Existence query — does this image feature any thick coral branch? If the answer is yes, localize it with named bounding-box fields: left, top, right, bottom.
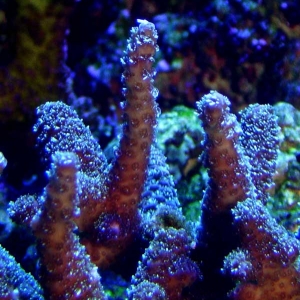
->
left=31, top=152, right=105, bottom=299
left=195, top=91, right=283, bottom=299
left=127, top=144, right=200, bottom=299
left=128, top=228, right=199, bottom=300
left=82, top=19, right=160, bottom=267
left=107, top=19, right=159, bottom=216
left=196, top=90, right=252, bottom=212
left=240, top=104, right=279, bottom=204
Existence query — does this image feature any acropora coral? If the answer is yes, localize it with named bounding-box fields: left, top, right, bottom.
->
left=0, top=10, right=300, bottom=300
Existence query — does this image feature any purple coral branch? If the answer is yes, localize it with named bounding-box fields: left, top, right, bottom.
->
left=31, top=152, right=105, bottom=299
left=197, top=90, right=300, bottom=299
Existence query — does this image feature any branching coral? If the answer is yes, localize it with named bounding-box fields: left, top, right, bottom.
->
left=1, top=18, right=300, bottom=300
left=10, top=18, right=159, bottom=268
left=6, top=19, right=199, bottom=299
left=196, top=91, right=300, bottom=299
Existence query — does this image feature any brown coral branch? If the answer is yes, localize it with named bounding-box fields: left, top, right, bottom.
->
left=32, top=152, right=105, bottom=299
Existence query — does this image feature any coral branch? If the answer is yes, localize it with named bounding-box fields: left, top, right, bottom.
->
left=224, top=198, right=300, bottom=299
left=196, top=90, right=252, bottom=212
left=32, top=152, right=105, bottom=299
left=108, top=18, right=159, bottom=219
left=195, top=90, right=289, bottom=299
left=128, top=145, right=200, bottom=298
left=0, top=153, right=43, bottom=299
left=240, top=104, right=279, bottom=204
left=81, top=19, right=159, bottom=267
left=128, top=228, right=199, bottom=300
left=0, top=244, right=44, bottom=300
left=0, top=152, right=7, bottom=175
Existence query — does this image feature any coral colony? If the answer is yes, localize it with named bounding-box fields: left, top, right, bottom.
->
left=1, top=19, right=300, bottom=300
